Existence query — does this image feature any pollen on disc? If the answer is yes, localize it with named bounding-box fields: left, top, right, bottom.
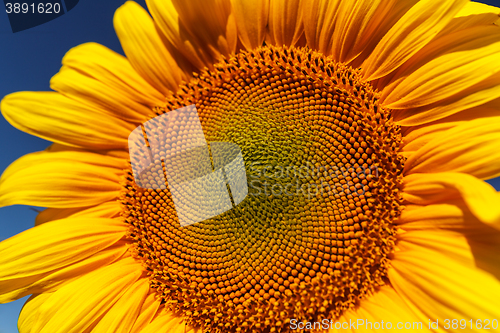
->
left=121, top=45, right=405, bottom=333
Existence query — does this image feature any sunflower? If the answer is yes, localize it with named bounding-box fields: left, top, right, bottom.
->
left=2, top=0, right=500, bottom=332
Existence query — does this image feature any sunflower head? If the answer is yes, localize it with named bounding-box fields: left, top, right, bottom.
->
left=1, top=0, right=500, bottom=332
left=122, top=44, right=406, bottom=331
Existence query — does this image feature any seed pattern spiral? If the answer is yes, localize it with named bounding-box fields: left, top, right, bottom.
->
left=122, top=45, right=405, bottom=333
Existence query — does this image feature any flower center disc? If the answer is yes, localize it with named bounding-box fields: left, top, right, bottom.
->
left=122, top=45, right=405, bottom=332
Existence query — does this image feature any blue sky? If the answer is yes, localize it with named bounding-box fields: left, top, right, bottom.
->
left=0, top=1, right=147, bottom=332
left=1, top=0, right=500, bottom=332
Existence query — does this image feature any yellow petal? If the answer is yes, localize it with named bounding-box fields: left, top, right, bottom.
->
left=93, top=278, right=150, bottom=333
left=329, top=0, right=384, bottom=64
left=397, top=202, right=470, bottom=230
left=0, top=242, right=127, bottom=303
left=302, top=0, right=340, bottom=53
left=402, top=224, right=500, bottom=282
left=46, top=142, right=131, bottom=160
left=62, top=42, right=164, bottom=104
left=399, top=226, right=496, bottom=262
left=50, top=43, right=161, bottom=123
left=145, top=0, right=214, bottom=69
left=50, top=67, right=150, bottom=123
left=170, top=0, right=237, bottom=58
left=267, top=0, right=303, bottom=47
left=403, top=172, right=500, bottom=229
left=31, top=257, right=143, bottom=333
left=390, top=7, right=500, bottom=85
left=1, top=147, right=125, bottom=182
left=374, top=2, right=500, bottom=91
left=394, top=72, right=500, bottom=126
left=35, top=201, right=121, bottom=225
left=389, top=239, right=500, bottom=328
left=362, top=0, right=468, bottom=80
left=141, top=310, right=188, bottom=333
left=440, top=1, right=500, bottom=37
left=339, top=285, right=421, bottom=332
left=348, top=0, right=419, bottom=68
left=114, top=1, right=184, bottom=94
left=18, top=294, right=52, bottom=333
left=401, top=122, right=456, bottom=153
left=130, top=293, right=161, bottom=333
left=382, top=25, right=500, bottom=109
left=1, top=91, right=134, bottom=149
left=0, top=217, right=126, bottom=278
left=404, top=117, right=500, bottom=179
left=398, top=199, right=500, bottom=280
left=0, top=151, right=124, bottom=208
left=0, top=217, right=126, bottom=302
left=457, top=1, right=500, bottom=17
left=230, top=0, right=269, bottom=50
left=398, top=226, right=472, bottom=256
left=400, top=101, right=500, bottom=152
